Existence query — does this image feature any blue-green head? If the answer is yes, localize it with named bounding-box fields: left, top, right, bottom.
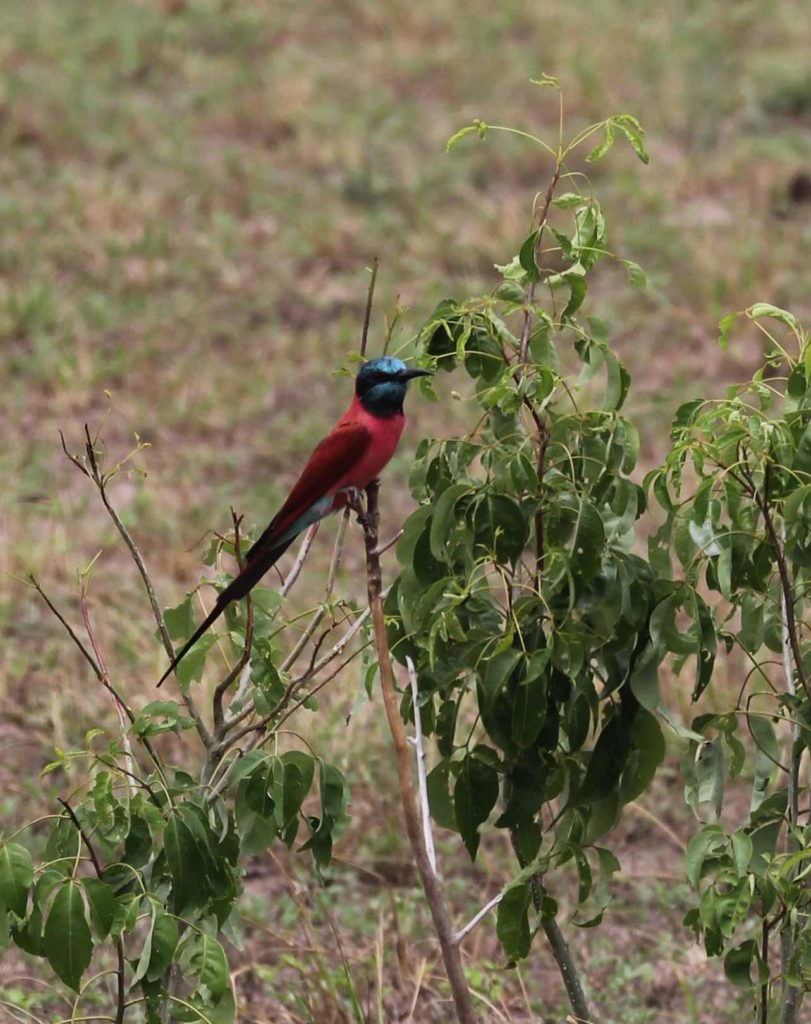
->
left=355, top=357, right=432, bottom=417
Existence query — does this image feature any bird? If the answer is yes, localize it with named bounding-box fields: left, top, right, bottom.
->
left=157, top=356, right=431, bottom=687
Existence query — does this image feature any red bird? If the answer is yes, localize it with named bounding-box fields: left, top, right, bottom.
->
left=157, top=357, right=430, bottom=687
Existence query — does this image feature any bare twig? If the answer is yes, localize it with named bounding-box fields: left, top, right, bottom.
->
left=359, top=257, right=379, bottom=359
left=63, top=426, right=211, bottom=748
left=212, top=511, right=253, bottom=732
left=58, top=799, right=125, bottom=1024
left=281, top=510, right=349, bottom=674
left=454, top=892, right=503, bottom=945
left=405, top=656, right=436, bottom=875
left=780, top=524, right=803, bottom=1024
left=280, top=523, right=320, bottom=598
left=29, top=575, right=165, bottom=782
left=372, top=528, right=404, bottom=559
left=351, top=481, right=477, bottom=1024
left=80, top=592, right=137, bottom=797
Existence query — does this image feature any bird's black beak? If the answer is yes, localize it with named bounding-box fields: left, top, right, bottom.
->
left=399, top=367, right=433, bottom=381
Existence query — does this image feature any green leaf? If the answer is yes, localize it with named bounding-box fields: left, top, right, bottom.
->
left=429, top=483, right=472, bottom=560
left=586, top=121, right=615, bottom=163
left=0, top=843, right=33, bottom=917
left=611, top=114, right=650, bottom=164
left=685, top=825, right=725, bottom=888
left=471, top=494, right=529, bottom=563
left=43, top=879, right=92, bottom=992
left=623, top=260, right=647, bottom=288
left=445, top=125, right=479, bottom=152
left=496, top=882, right=532, bottom=961
left=164, top=813, right=206, bottom=914
left=746, top=303, right=797, bottom=331
left=426, top=761, right=457, bottom=831
left=518, top=230, right=540, bottom=282
left=724, top=939, right=766, bottom=989
left=551, top=192, right=585, bottom=209
left=188, top=930, right=229, bottom=1001
left=454, top=753, right=499, bottom=859
left=81, top=878, right=116, bottom=939
left=481, top=649, right=522, bottom=713
left=146, top=908, right=179, bottom=982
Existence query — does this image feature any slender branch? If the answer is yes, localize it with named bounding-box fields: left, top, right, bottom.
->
left=80, top=592, right=137, bottom=797
left=743, top=461, right=810, bottom=700
left=351, top=481, right=478, bottom=1024
left=281, top=510, right=349, bottom=673
left=518, top=164, right=562, bottom=363
left=762, top=919, right=771, bottom=1024
left=509, top=829, right=590, bottom=1022
left=359, top=257, right=379, bottom=358
left=212, top=511, right=253, bottom=732
left=64, top=427, right=211, bottom=748
left=372, top=528, right=404, bottom=559
left=454, top=893, right=503, bottom=945
left=29, top=576, right=165, bottom=781
left=280, top=523, right=320, bottom=598
left=779, top=523, right=803, bottom=1024
left=58, top=799, right=125, bottom=1024
left=405, top=656, right=437, bottom=875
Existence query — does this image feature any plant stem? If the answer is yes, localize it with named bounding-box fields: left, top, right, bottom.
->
left=355, top=480, right=478, bottom=1024
left=58, top=799, right=125, bottom=1024
left=779, top=530, right=803, bottom=1024
left=508, top=830, right=591, bottom=1022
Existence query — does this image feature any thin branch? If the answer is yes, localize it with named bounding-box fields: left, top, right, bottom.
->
left=518, top=164, right=562, bottom=364
left=28, top=575, right=103, bottom=683
left=454, top=892, right=503, bottom=945
left=212, top=511, right=253, bottom=732
left=509, top=829, right=590, bottom=1022
left=281, top=510, right=349, bottom=674
left=780, top=524, right=803, bottom=1024
left=351, top=481, right=478, bottom=1024
left=80, top=592, right=137, bottom=798
left=372, top=528, right=404, bottom=559
left=359, top=257, right=379, bottom=359
left=65, top=426, right=211, bottom=748
left=743, top=461, right=810, bottom=700
left=58, top=799, right=125, bottom=1024
left=405, top=656, right=436, bottom=875
left=280, top=523, right=320, bottom=598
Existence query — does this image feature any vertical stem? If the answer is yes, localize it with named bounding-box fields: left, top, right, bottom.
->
left=779, top=530, right=803, bottom=1024
left=357, top=481, right=478, bottom=1024
left=508, top=829, right=591, bottom=1022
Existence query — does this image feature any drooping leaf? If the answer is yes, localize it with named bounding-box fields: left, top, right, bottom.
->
left=496, top=882, right=532, bottom=961
left=0, top=843, right=33, bottom=917
left=43, top=879, right=92, bottom=992
left=454, top=753, right=499, bottom=859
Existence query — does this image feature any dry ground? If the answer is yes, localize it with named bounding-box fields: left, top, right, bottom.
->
left=2, top=0, right=811, bottom=1020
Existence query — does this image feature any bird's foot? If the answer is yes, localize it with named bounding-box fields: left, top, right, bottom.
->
left=343, top=486, right=368, bottom=525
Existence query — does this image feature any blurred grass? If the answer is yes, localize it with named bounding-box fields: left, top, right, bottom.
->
left=2, top=0, right=811, bottom=1019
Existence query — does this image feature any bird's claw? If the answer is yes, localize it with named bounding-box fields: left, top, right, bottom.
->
left=343, top=486, right=368, bottom=525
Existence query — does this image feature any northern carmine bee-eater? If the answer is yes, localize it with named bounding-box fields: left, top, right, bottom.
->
left=157, top=357, right=431, bottom=687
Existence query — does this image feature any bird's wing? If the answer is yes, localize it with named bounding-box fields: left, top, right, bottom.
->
left=246, top=421, right=373, bottom=561
left=157, top=421, right=373, bottom=688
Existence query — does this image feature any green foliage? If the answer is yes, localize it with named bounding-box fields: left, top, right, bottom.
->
left=655, top=305, right=811, bottom=1013
left=8, top=486, right=353, bottom=1017
left=391, top=99, right=665, bottom=965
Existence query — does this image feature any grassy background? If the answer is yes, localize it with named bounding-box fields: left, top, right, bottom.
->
left=2, top=0, right=811, bottom=1020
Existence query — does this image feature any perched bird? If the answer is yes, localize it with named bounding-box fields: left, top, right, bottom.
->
left=157, top=357, right=431, bottom=687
